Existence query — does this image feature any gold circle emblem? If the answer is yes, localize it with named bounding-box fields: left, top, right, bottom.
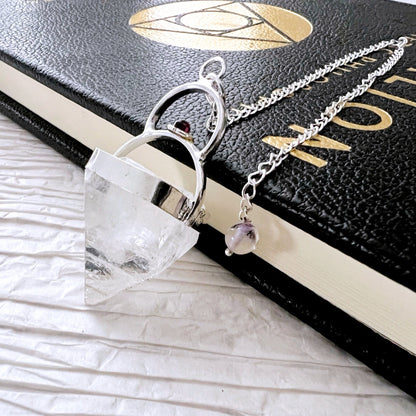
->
left=129, top=1, right=313, bottom=51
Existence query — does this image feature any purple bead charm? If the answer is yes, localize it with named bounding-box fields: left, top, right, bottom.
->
left=224, top=220, right=259, bottom=256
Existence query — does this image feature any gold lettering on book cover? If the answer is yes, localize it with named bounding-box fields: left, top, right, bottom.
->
left=129, top=1, right=312, bottom=51
left=332, top=103, right=393, bottom=131
left=369, top=67, right=416, bottom=107
left=263, top=124, right=350, bottom=168
left=262, top=41, right=415, bottom=167
left=368, top=89, right=416, bottom=107
left=385, top=68, right=416, bottom=86
left=263, top=102, right=393, bottom=167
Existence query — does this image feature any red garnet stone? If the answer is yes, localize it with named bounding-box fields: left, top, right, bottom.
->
left=174, top=120, right=191, bottom=133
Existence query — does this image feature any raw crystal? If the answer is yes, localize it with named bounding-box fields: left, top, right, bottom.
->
left=84, top=150, right=199, bottom=305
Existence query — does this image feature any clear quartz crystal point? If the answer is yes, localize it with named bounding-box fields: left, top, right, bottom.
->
left=84, top=149, right=199, bottom=305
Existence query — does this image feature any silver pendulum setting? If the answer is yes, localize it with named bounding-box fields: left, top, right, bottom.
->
left=84, top=57, right=227, bottom=304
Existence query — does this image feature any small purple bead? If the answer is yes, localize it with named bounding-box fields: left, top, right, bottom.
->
left=174, top=120, right=191, bottom=134
left=225, top=220, right=259, bottom=255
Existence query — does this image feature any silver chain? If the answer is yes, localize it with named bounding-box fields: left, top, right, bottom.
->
left=206, top=37, right=408, bottom=221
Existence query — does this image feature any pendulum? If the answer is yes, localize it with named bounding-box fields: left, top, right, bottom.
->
left=84, top=57, right=227, bottom=304
left=83, top=37, right=408, bottom=304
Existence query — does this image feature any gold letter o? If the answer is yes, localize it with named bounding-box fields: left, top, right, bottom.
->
left=332, top=102, right=392, bottom=131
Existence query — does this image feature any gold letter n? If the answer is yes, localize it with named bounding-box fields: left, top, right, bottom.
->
left=262, top=124, right=350, bottom=168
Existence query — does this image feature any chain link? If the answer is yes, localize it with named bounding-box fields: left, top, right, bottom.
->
left=227, top=36, right=408, bottom=220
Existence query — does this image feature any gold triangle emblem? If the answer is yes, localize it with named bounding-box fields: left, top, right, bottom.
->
left=130, top=1, right=313, bottom=51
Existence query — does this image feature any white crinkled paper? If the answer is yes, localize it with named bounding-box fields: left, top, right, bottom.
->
left=0, top=113, right=415, bottom=415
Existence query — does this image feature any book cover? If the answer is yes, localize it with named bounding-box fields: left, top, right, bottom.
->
left=0, top=0, right=415, bottom=396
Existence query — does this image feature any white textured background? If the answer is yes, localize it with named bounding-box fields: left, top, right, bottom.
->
left=0, top=113, right=415, bottom=414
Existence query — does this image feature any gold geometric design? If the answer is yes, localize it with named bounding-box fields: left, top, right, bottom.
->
left=129, top=1, right=313, bottom=51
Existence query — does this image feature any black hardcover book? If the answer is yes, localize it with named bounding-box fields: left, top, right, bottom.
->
left=1, top=0, right=415, bottom=396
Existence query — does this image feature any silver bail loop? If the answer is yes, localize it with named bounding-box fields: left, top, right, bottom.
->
left=199, top=57, right=227, bottom=133
left=199, top=56, right=226, bottom=80
left=113, top=57, right=228, bottom=224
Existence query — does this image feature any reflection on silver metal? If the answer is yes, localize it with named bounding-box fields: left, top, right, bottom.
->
left=84, top=57, right=227, bottom=304
left=114, top=57, right=227, bottom=224
left=87, top=149, right=194, bottom=221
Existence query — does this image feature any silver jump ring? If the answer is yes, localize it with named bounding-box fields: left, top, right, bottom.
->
left=199, top=56, right=226, bottom=80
